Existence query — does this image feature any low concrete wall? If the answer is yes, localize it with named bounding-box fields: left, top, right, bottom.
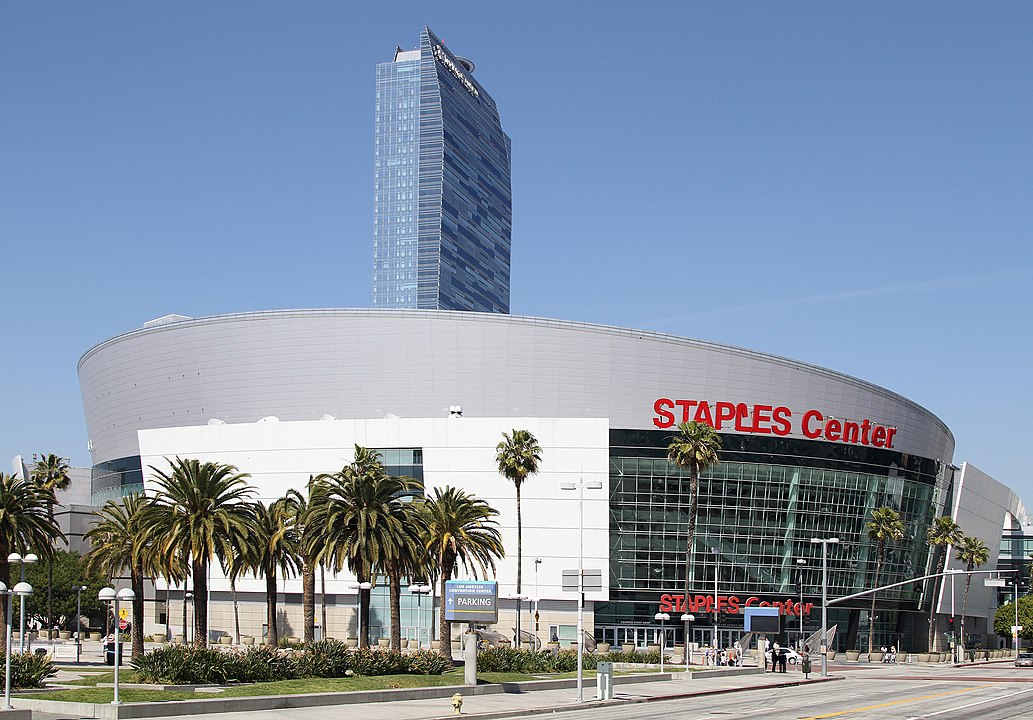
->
left=13, top=673, right=673, bottom=718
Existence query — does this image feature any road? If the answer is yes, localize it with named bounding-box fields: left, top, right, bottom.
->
left=535, top=664, right=1033, bottom=720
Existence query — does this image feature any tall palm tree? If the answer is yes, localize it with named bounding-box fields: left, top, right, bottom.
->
left=667, top=421, right=721, bottom=644
left=83, top=493, right=152, bottom=658
left=383, top=499, right=427, bottom=650
left=30, top=453, right=71, bottom=638
left=422, top=486, right=504, bottom=661
left=866, top=506, right=905, bottom=656
left=138, top=458, right=255, bottom=646
left=0, top=472, right=63, bottom=646
left=496, top=429, right=541, bottom=647
left=218, top=510, right=256, bottom=645
left=286, top=478, right=326, bottom=645
left=926, top=516, right=963, bottom=651
left=314, top=446, right=418, bottom=648
left=957, top=535, right=990, bottom=649
left=251, top=499, right=301, bottom=647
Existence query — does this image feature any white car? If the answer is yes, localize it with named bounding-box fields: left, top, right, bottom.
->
left=764, top=647, right=803, bottom=665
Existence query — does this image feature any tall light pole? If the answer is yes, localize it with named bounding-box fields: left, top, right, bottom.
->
left=73, top=584, right=87, bottom=663
left=560, top=476, right=603, bottom=704
left=712, top=548, right=719, bottom=648
left=681, top=613, right=695, bottom=664
left=8, top=552, right=38, bottom=653
left=408, top=583, right=431, bottom=649
left=2, top=581, right=33, bottom=709
left=796, top=559, right=807, bottom=649
left=810, top=537, right=839, bottom=678
left=99, top=587, right=135, bottom=705
left=348, top=581, right=372, bottom=647
left=534, top=558, right=542, bottom=648
left=654, top=612, right=670, bottom=672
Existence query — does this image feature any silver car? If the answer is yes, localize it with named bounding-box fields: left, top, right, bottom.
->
left=1015, top=652, right=1033, bottom=667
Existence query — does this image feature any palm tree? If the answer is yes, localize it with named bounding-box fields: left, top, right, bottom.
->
left=285, top=479, right=323, bottom=645
left=383, top=500, right=427, bottom=651
left=926, top=516, right=963, bottom=651
left=957, top=535, right=990, bottom=649
left=866, top=506, right=905, bottom=656
left=666, top=421, right=721, bottom=644
left=0, top=472, right=63, bottom=646
left=30, top=453, right=71, bottom=638
left=252, top=499, right=301, bottom=647
left=422, top=486, right=504, bottom=661
left=83, top=494, right=151, bottom=658
left=218, top=510, right=256, bottom=645
left=496, top=429, right=541, bottom=647
left=314, top=446, right=418, bottom=648
left=138, top=458, right=255, bottom=646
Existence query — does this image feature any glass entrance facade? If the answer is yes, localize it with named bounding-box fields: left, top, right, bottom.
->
left=596, top=429, right=945, bottom=650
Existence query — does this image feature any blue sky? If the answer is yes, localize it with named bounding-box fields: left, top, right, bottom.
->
left=2, top=2, right=1031, bottom=500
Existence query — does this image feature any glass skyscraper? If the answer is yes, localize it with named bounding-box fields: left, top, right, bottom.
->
left=373, top=26, right=512, bottom=313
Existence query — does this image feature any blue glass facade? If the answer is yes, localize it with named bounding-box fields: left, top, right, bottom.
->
left=373, top=27, right=512, bottom=313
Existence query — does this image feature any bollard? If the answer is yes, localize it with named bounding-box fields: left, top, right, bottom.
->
left=802, top=656, right=812, bottom=678
left=596, top=662, right=613, bottom=701
left=452, top=692, right=464, bottom=715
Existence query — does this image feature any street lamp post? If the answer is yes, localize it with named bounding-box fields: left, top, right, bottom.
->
left=654, top=612, right=670, bottom=673
left=712, top=548, right=719, bottom=648
left=810, top=537, right=839, bottom=678
left=408, top=583, right=431, bottom=649
left=534, top=557, right=543, bottom=649
left=796, top=559, right=807, bottom=649
left=560, top=476, right=603, bottom=704
left=184, top=591, right=193, bottom=644
left=2, top=581, right=33, bottom=709
left=348, top=582, right=373, bottom=647
left=8, top=552, right=38, bottom=653
left=681, top=613, right=695, bottom=664
left=73, top=584, right=87, bottom=663
left=99, top=587, right=136, bottom=705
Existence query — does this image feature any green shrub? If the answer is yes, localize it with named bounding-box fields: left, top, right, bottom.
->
left=406, top=650, right=452, bottom=675
left=0, top=652, right=57, bottom=688
left=231, top=645, right=298, bottom=683
left=131, top=644, right=235, bottom=684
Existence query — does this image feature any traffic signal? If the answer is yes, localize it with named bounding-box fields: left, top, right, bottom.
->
left=948, top=617, right=955, bottom=632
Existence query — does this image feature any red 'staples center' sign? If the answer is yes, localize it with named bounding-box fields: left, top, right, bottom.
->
left=652, top=398, right=897, bottom=449
left=659, top=593, right=814, bottom=617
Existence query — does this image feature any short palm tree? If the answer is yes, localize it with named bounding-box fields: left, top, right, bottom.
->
left=218, top=512, right=256, bottom=645
left=30, top=453, right=71, bottom=637
left=866, top=506, right=905, bottom=656
left=252, top=499, right=301, bottom=647
left=926, top=516, right=963, bottom=651
left=84, top=493, right=151, bottom=657
left=957, top=535, right=990, bottom=648
left=314, top=446, right=418, bottom=648
left=138, top=458, right=255, bottom=646
left=667, top=421, right=721, bottom=643
left=0, top=472, right=63, bottom=646
left=496, top=430, right=541, bottom=647
left=422, top=486, right=504, bottom=661
left=383, top=500, right=427, bottom=650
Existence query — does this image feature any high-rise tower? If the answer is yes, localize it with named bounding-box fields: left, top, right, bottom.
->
left=373, top=26, right=512, bottom=313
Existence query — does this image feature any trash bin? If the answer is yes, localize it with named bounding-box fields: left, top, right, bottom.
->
left=104, top=641, right=125, bottom=666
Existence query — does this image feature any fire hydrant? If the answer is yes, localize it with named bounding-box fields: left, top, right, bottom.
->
left=451, top=693, right=464, bottom=715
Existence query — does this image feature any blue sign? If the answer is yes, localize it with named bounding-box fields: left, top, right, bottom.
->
left=445, top=580, right=498, bottom=623
left=744, top=606, right=779, bottom=632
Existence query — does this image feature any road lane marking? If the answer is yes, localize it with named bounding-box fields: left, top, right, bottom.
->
left=904, top=685, right=1033, bottom=718
left=798, top=686, right=981, bottom=719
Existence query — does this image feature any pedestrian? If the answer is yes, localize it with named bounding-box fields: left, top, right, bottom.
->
left=778, top=648, right=788, bottom=673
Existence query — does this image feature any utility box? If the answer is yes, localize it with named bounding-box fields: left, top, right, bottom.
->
left=596, top=661, right=614, bottom=700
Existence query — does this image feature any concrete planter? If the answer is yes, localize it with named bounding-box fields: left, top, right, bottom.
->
left=826, top=650, right=837, bottom=660
left=621, top=644, right=636, bottom=654
left=845, top=650, right=861, bottom=661
left=377, top=638, right=390, bottom=648
left=647, top=644, right=661, bottom=654
left=58, top=631, right=71, bottom=640
left=431, top=640, right=440, bottom=650
left=407, top=639, right=420, bottom=649
left=154, top=633, right=167, bottom=643
left=916, top=653, right=930, bottom=662
left=923, top=652, right=938, bottom=662
left=242, top=636, right=255, bottom=646
left=869, top=652, right=884, bottom=662
left=596, top=643, right=610, bottom=654
left=172, top=634, right=184, bottom=644
left=219, top=636, right=233, bottom=645
left=288, top=637, right=301, bottom=645
left=346, top=637, right=357, bottom=648
left=90, top=632, right=103, bottom=641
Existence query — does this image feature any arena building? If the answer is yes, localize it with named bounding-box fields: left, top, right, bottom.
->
left=77, top=308, right=1018, bottom=652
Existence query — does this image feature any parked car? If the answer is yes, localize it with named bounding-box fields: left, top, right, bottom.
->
left=765, top=647, right=803, bottom=665
left=1015, top=652, right=1033, bottom=667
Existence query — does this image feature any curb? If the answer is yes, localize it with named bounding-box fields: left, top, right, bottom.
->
left=420, top=675, right=845, bottom=720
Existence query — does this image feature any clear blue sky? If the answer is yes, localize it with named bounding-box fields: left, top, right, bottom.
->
left=2, top=2, right=1031, bottom=500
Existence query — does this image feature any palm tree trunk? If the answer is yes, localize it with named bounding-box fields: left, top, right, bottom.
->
left=439, top=568, right=452, bottom=661
left=868, top=543, right=884, bottom=656
left=320, top=563, right=327, bottom=640
left=131, top=565, right=145, bottom=658
left=265, top=568, right=279, bottom=647
left=961, top=571, right=973, bottom=649
left=47, top=500, right=55, bottom=640
left=515, top=482, right=522, bottom=649
left=389, top=566, right=402, bottom=651
left=231, top=577, right=241, bottom=644
left=682, top=468, right=699, bottom=647
left=192, top=557, right=208, bottom=647
left=929, top=550, right=947, bottom=652
left=0, top=551, right=10, bottom=647
left=359, top=566, right=371, bottom=649
left=303, top=561, right=315, bottom=644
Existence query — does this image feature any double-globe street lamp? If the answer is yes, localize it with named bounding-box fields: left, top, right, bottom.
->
left=408, top=583, right=432, bottom=649
left=7, top=552, right=38, bottom=653
left=98, top=587, right=136, bottom=705
left=809, top=537, right=840, bottom=678
left=73, top=584, right=87, bottom=663
left=560, top=476, right=603, bottom=704
left=680, top=613, right=695, bottom=664
left=2, top=580, right=33, bottom=709
left=654, top=612, right=670, bottom=672
left=796, top=559, right=807, bottom=650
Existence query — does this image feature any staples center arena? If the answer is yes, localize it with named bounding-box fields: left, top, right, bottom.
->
left=79, top=309, right=1017, bottom=651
